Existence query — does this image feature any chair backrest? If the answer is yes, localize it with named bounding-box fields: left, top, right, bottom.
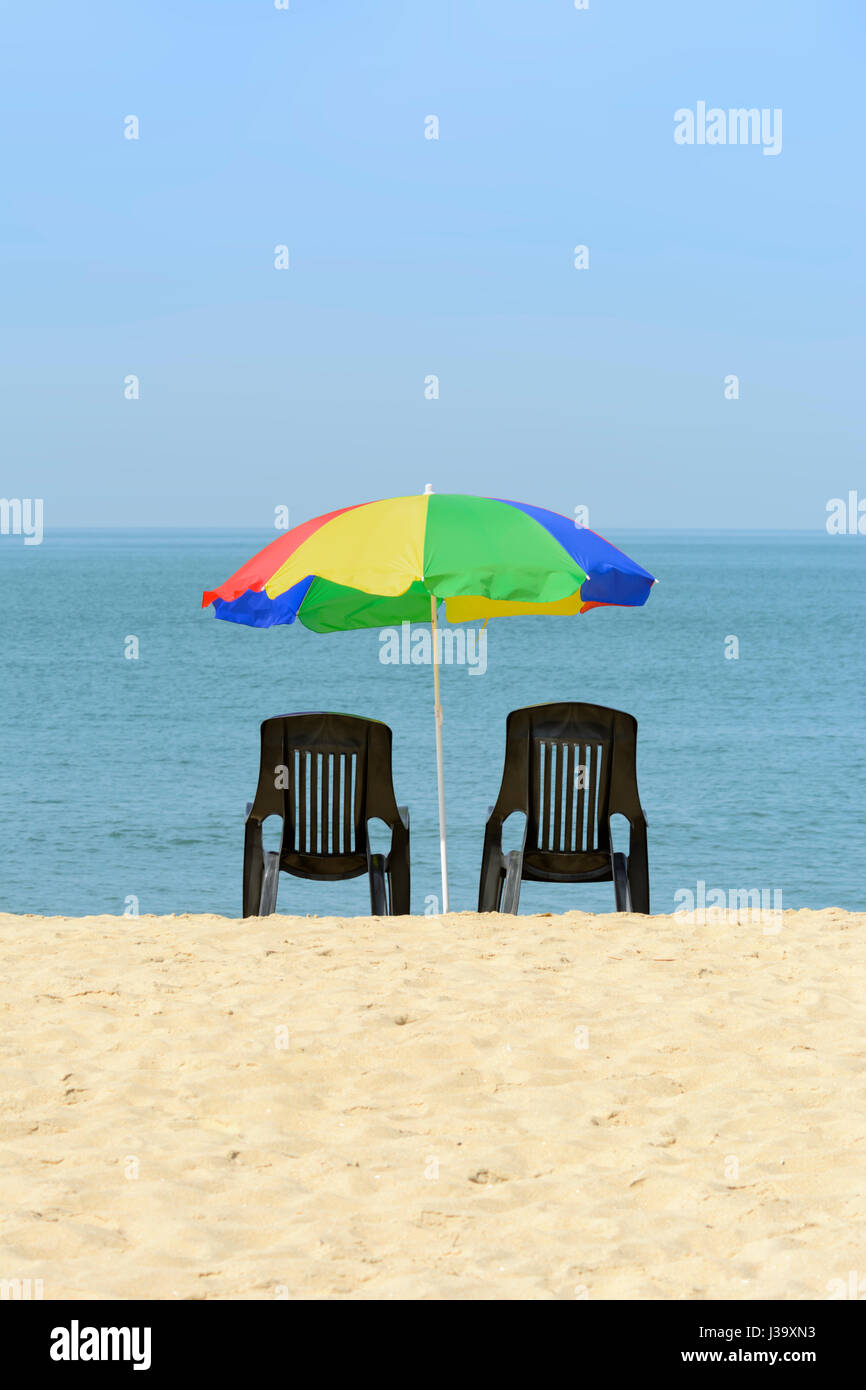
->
left=248, top=713, right=401, bottom=876
left=492, top=703, right=642, bottom=866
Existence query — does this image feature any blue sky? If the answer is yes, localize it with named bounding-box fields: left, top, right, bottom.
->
left=2, top=0, right=863, bottom=528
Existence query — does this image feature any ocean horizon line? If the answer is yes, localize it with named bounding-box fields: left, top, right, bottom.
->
left=24, top=524, right=841, bottom=536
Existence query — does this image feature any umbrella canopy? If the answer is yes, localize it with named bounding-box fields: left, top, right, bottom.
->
left=203, top=492, right=655, bottom=912
left=202, top=493, right=655, bottom=630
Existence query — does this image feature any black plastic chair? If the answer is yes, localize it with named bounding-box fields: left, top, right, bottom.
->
left=243, top=713, right=410, bottom=917
left=478, top=703, right=649, bottom=914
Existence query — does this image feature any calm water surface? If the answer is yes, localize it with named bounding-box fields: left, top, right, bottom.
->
left=1, top=529, right=863, bottom=916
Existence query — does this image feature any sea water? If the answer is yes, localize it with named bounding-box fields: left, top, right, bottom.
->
left=1, top=529, right=863, bottom=917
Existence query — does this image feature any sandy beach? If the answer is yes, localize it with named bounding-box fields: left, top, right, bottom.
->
left=1, top=907, right=863, bottom=1301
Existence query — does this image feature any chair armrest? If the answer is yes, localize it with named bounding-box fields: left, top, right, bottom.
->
left=608, top=809, right=648, bottom=834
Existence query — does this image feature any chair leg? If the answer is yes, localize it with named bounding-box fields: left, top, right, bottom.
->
left=501, top=850, right=523, bottom=913
left=478, top=817, right=506, bottom=911
left=626, top=827, right=650, bottom=914
left=243, top=811, right=265, bottom=918
left=479, top=858, right=505, bottom=912
left=369, top=853, right=388, bottom=915
left=386, top=860, right=410, bottom=915
left=612, top=852, right=632, bottom=912
left=385, top=827, right=411, bottom=915
left=259, top=852, right=280, bottom=915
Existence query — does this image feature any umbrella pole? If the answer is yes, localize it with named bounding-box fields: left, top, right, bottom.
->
left=430, top=594, right=449, bottom=913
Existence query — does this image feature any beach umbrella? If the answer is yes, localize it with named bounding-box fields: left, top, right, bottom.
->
left=202, top=488, right=655, bottom=911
